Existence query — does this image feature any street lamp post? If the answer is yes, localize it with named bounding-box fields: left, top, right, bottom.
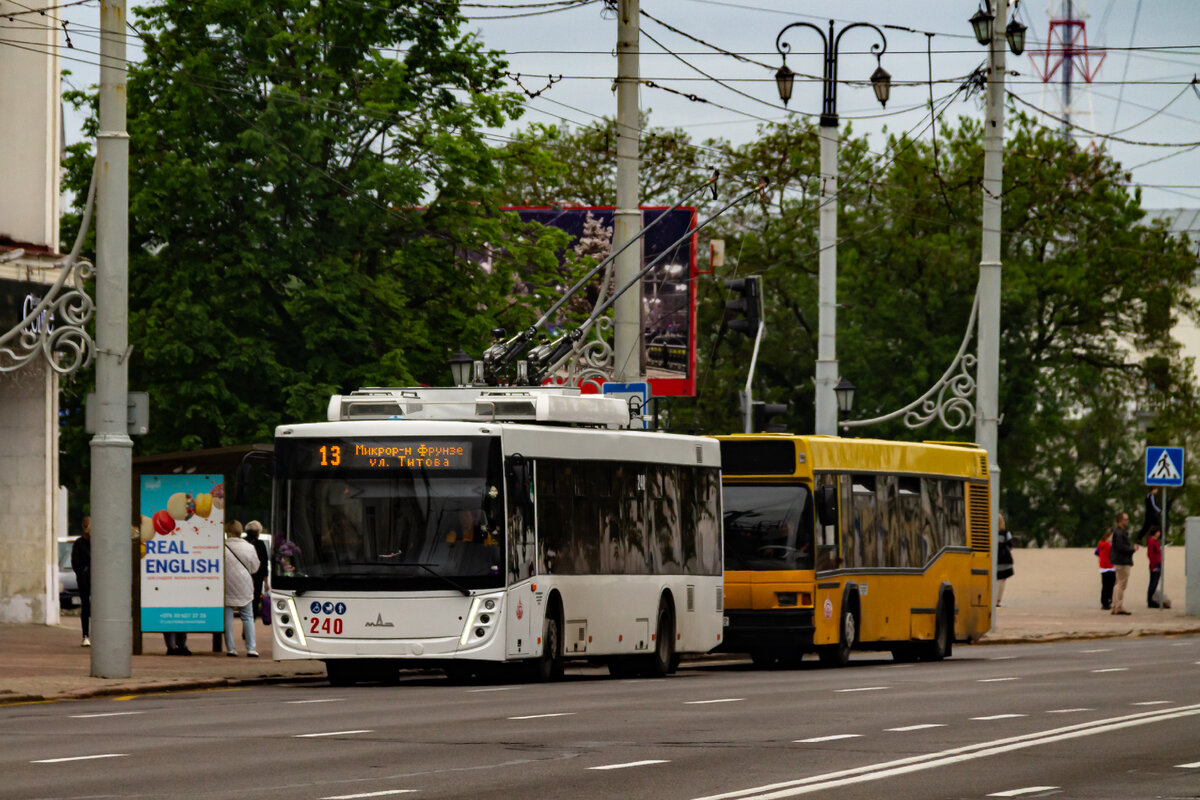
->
left=834, top=377, right=856, bottom=432
left=774, top=20, right=889, bottom=436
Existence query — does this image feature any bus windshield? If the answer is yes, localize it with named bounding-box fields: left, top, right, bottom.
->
left=272, top=437, right=505, bottom=592
left=723, top=484, right=814, bottom=571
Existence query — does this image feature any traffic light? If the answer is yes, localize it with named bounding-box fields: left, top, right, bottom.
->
left=753, top=401, right=789, bottom=433
left=723, top=275, right=761, bottom=336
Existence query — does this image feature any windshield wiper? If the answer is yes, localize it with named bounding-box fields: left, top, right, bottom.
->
left=395, top=562, right=471, bottom=597
left=294, top=571, right=361, bottom=597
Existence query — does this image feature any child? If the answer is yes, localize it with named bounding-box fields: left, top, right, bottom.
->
left=1094, top=528, right=1114, bottom=611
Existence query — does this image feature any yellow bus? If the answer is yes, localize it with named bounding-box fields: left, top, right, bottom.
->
left=716, top=435, right=993, bottom=667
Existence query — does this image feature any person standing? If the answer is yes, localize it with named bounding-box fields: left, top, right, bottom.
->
left=1109, top=512, right=1137, bottom=615
left=1139, top=487, right=1161, bottom=543
left=1146, top=525, right=1163, bottom=608
left=244, top=520, right=270, bottom=620
left=995, top=514, right=1015, bottom=607
left=70, top=517, right=92, bottom=647
left=1094, top=528, right=1115, bottom=610
left=223, top=521, right=260, bottom=657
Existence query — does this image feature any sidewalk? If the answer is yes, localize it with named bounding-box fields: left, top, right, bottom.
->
left=2, top=548, right=1196, bottom=703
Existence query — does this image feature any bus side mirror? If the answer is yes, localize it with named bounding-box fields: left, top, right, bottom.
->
left=816, top=485, right=838, bottom=528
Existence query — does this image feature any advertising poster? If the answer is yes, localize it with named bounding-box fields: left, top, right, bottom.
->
left=139, top=474, right=226, bottom=632
left=509, top=207, right=698, bottom=397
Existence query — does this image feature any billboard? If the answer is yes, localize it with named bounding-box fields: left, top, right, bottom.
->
left=509, top=206, right=698, bottom=397
left=139, top=474, right=226, bottom=632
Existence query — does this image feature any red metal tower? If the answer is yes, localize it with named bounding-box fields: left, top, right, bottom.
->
left=1028, top=0, right=1106, bottom=138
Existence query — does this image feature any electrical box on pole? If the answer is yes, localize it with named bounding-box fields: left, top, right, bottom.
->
left=753, top=401, right=789, bottom=433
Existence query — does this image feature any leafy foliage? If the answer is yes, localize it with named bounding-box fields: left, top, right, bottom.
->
left=495, top=110, right=1200, bottom=545
left=59, top=0, right=569, bottom=508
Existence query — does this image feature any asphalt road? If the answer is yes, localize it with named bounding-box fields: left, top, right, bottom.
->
left=3, top=637, right=1198, bottom=800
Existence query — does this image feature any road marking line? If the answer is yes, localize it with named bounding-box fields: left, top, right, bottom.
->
left=286, top=698, right=345, bottom=704
left=835, top=687, right=888, bottom=693
left=295, top=730, right=373, bottom=738
left=987, top=787, right=1059, bottom=797
left=321, top=791, right=417, bottom=799
left=688, top=703, right=1200, bottom=800
left=469, top=687, right=516, bottom=693
left=1131, top=700, right=1172, bottom=706
left=1046, top=708, right=1092, bottom=714
left=1080, top=648, right=1110, bottom=653
left=795, top=735, right=862, bottom=743
left=1175, top=761, right=1200, bottom=768
left=32, top=754, right=128, bottom=763
left=1091, top=668, right=1128, bottom=673
left=971, top=714, right=1026, bottom=720
left=886, top=724, right=946, bottom=732
left=589, top=760, right=669, bottom=770
left=978, top=678, right=1019, bottom=683
left=507, top=712, right=575, bottom=720
left=685, top=698, right=744, bottom=705
left=69, top=711, right=144, bottom=718
left=988, top=656, right=1018, bottom=661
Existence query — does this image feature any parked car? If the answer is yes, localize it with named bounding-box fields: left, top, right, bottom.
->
left=58, top=537, right=79, bottom=609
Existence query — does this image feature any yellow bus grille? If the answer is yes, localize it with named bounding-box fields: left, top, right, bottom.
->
left=967, top=482, right=991, bottom=552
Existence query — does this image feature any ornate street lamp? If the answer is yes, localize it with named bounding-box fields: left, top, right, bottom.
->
left=449, top=348, right=473, bottom=387
left=970, top=7, right=995, bottom=45
left=1005, top=18, right=1027, bottom=56
left=772, top=19, right=887, bottom=436
left=834, top=378, right=856, bottom=416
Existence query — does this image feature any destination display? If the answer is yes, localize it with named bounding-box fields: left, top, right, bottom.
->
left=300, top=439, right=474, bottom=471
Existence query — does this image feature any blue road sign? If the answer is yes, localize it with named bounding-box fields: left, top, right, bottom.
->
left=603, top=381, right=650, bottom=430
left=1145, top=446, right=1184, bottom=487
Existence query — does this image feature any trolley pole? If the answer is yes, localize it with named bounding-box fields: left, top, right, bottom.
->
left=613, top=0, right=642, bottom=381
left=90, top=0, right=133, bottom=677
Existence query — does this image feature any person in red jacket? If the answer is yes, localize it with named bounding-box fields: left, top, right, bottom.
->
left=1146, top=525, right=1163, bottom=608
left=1094, top=528, right=1115, bottom=611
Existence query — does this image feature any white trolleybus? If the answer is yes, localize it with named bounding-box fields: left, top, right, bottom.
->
left=269, top=386, right=724, bottom=685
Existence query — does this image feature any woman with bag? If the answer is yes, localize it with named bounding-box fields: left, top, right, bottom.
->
left=224, top=521, right=261, bottom=657
left=996, top=514, right=1015, bottom=607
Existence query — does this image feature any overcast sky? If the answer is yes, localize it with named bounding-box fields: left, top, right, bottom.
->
left=55, top=0, right=1200, bottom=212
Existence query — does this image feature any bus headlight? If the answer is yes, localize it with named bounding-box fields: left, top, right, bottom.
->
left=776, top=592, right=797, bottom=607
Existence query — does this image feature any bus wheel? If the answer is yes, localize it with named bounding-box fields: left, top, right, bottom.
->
left=643, top=599, right=675, bottom=678
left=818, top=609, right=855, bottom=668
left=530, top=614, right=563, bottom=682
left=922, top=606, right=952, bottom=662
left=325, top=660, right=358, bottom=687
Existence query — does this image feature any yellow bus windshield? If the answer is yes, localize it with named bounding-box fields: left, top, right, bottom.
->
left=722, top=484, right=814, bottom=571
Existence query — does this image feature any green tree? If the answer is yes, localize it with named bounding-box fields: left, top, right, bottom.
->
left=497, top=110, right=1200, bottom=545
left=60, top=0, right=568, bottom=493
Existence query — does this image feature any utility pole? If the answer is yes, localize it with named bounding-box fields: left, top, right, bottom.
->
left=613, top=0, right=642, bottom=381
left=91, top=0, right=132, bottom=678
left=977, top=0, right=1007, bottom=555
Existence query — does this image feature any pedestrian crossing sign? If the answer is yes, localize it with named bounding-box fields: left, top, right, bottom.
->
left=1145, top=446, right=1184, bottom=487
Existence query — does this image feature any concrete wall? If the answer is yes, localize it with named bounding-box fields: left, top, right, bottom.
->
left=0, top=361, right=59, bottom=623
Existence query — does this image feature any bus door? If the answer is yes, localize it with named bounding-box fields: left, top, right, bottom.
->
left=812, top=474, right=842, bottom=645
left=505, top=455, right=537, bottom=657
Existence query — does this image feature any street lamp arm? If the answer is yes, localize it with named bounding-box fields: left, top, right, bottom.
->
left=831, top=21, right=888, bottom=61
left=841, top=286, right=980, bottom=432
left=775, top=21, right=827, bottom=63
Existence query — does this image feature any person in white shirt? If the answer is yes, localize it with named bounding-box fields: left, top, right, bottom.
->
left=224, top=521, right=261, bottom=657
